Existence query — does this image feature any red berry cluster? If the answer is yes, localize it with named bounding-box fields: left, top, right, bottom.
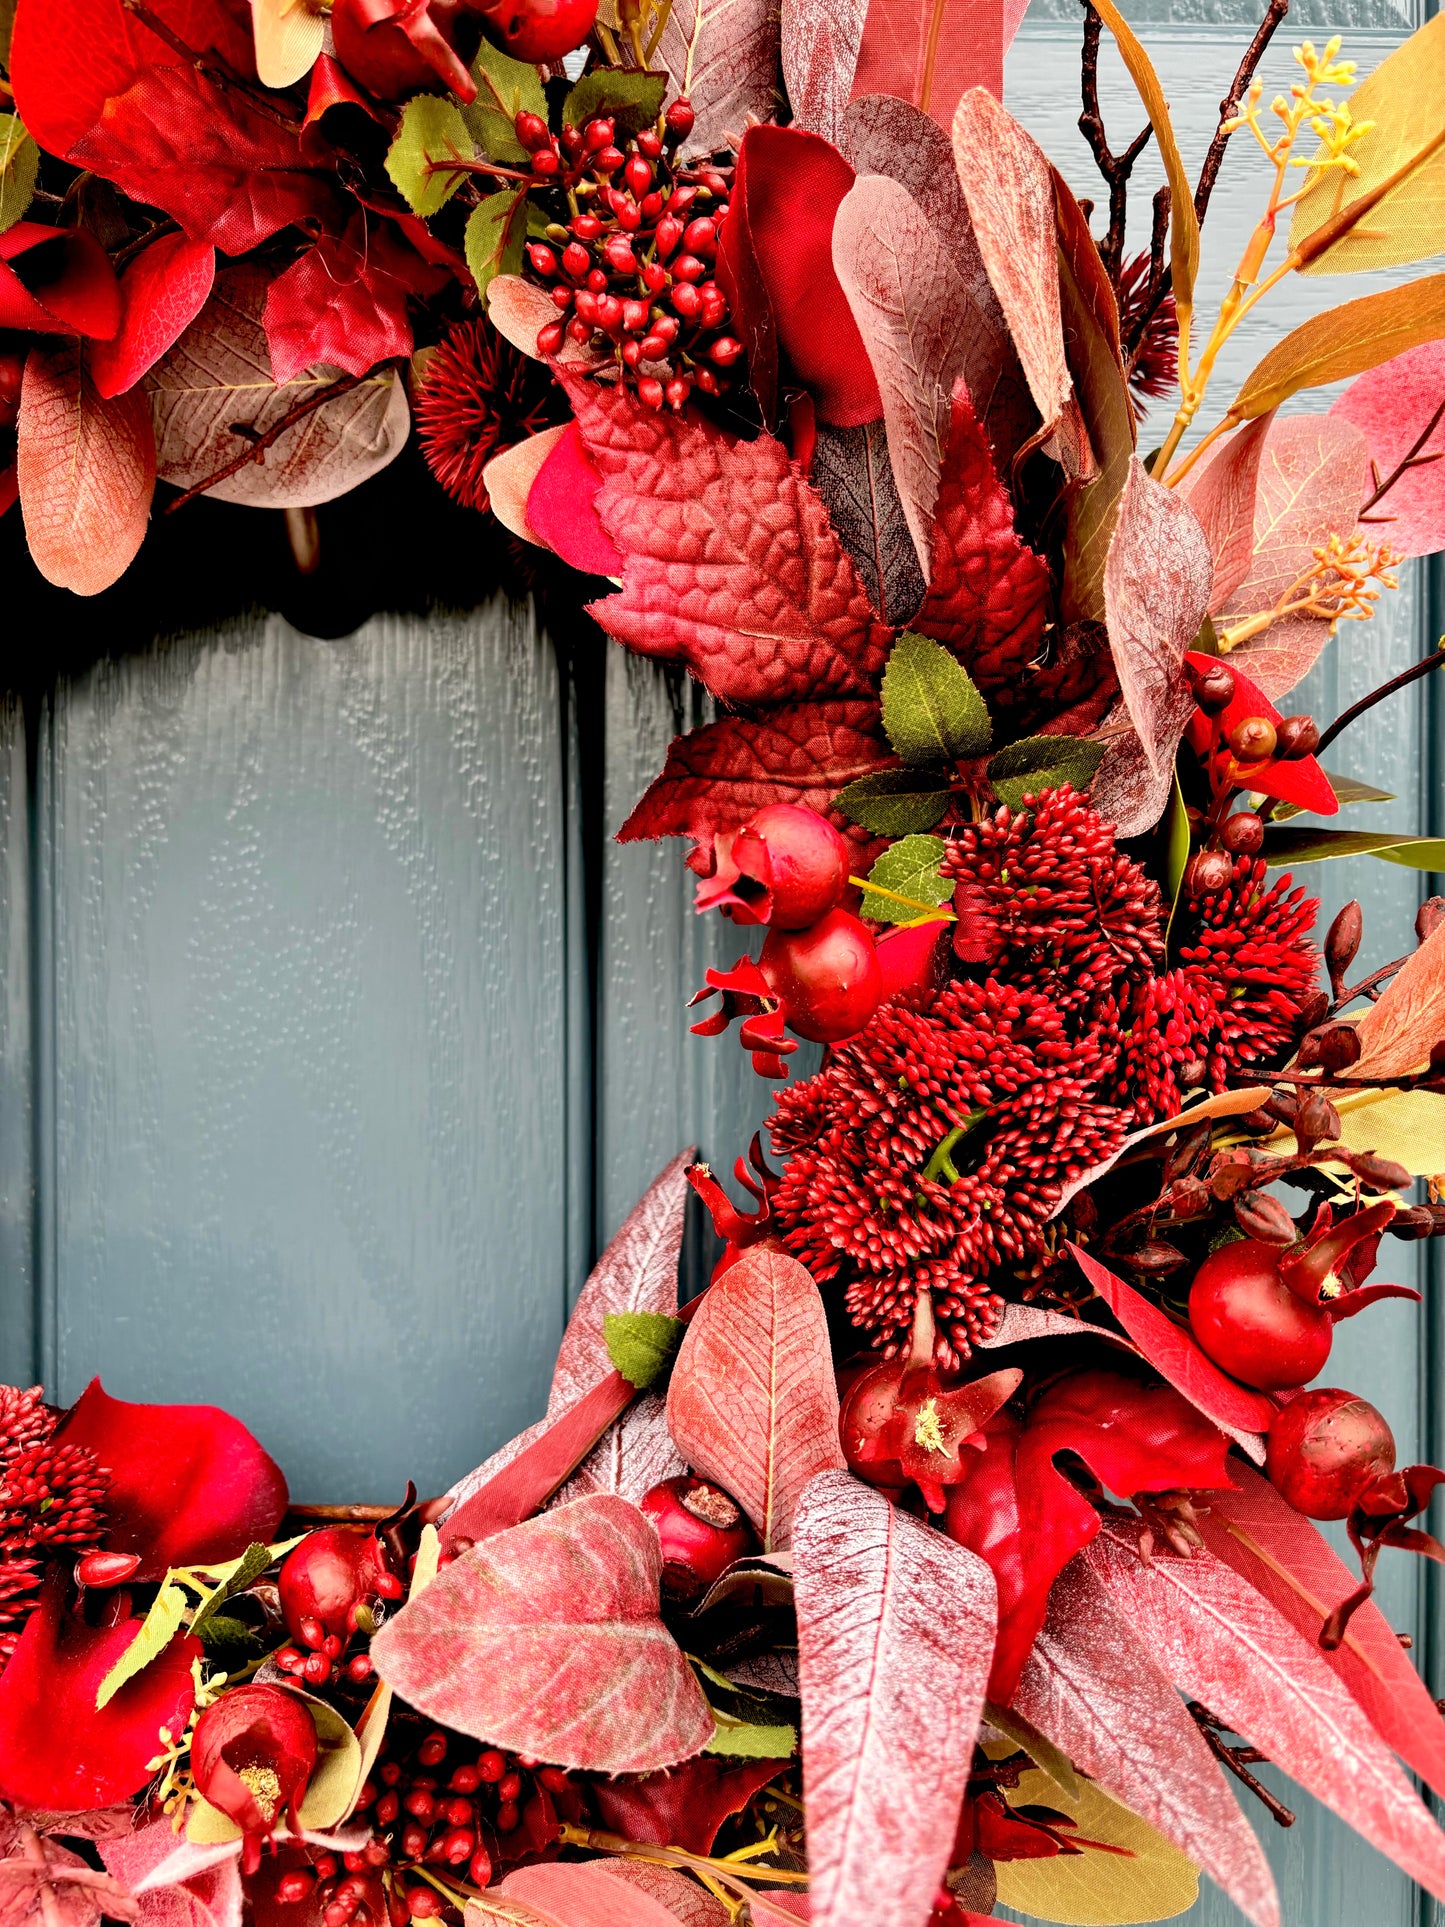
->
left=517, top=101, right=741, bottom=411
left=0, top=1385, right=107, bottom=1670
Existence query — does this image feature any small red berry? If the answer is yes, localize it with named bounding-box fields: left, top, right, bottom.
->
left=478, top=1749, right=507, bottom=1782
left=671, top=283, right=703, bottom=319
left=705, top=803, right=850, bottom=929
left=1191, top=662, right=1236, bottom=713
left=682, top=217, right=716, bottom=254
left=1185, top=849, right=1234, bottom=896
left=1275, top=714, right=1321, bottom=758
left=74, top=1549, right=141, bottom=1588
left=1189, top=1241, right=1333, bottom=1391
left=654, top=215, right=684, bottom=258
left=665, top=375, right=690, bottom=408
left=469, top=1847, right=493, bottom=1888
left=594, top=145, right=625, bottom=176
left=496, top=1802, right=521, bottom=1832
left=278, top=1872, right=316, bottom=1904
left=671, top=253, right=706, bottom=284
left=583, top=117, right=615, bottom=151
left=760, top=908, right=882, bottom=1044
left=625, top=154, right=652, bottom=197
left=417, top=1731, right=448, bottom=1766
left=514, top=110, right=550, bottom=151
left=640, top=1475, right=757, bottom=1600
left=638, top=377, right=665, bottom=410
left=1267, top=1389, right=1397, bottom=1519
left=707, top=336, right=743, bottom=366
left=637, top=130, right=663, bottom=160
left=665, top=97, right=695, bottom=140
left=530, top=149, right=561, bottom=178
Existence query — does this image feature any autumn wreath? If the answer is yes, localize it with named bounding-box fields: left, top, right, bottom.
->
left=4, top=0, right=1445, bottom=1922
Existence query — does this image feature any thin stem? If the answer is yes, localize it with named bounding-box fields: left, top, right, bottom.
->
left=1194, top=0, right=1291, bottom=224
left=1359, top=395, right=1445, bottom=518
left=164, top=374, right=365, bottom=515
left=847, top=875, right=956, bottom=921
left=1188, top=1705, right=1297, bottom=1826
left=1314, top=644, right=1445, bottom=757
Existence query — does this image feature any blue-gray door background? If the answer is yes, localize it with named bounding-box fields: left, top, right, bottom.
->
left=3, top=3, right=1444, bottom=1917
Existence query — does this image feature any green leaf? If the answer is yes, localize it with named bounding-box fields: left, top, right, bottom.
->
left=604, top=1310, right=686, bottom=1389
left=703, top=1710, right=797, bottom=1759
left=466, top=189, right=528, bottom=307
left=466, top=41, right=548, bottom=161
left=188, top=1539, right=292, bottom=1641
left=986, top=734, right=1107, bottom=810
left=880, top=632, right=991, bottom=766
left=562, top=69, right=668, bottom=139
left=834, top=769, right=950, bottom=836
left=1269, top=772, right=1395, bottom=821
left=0, top=115, right=38, bottom=236
left=385, top=96, right=477, bottom=217
left=1261, top=827, right=1445, bottom=866
left=860, top=835, right=950, bottom=923
left=1372, top=841, right=1445, bottom=871
left=96, top=1583, right=189, bottom=1710
left=194, top=1615, right=265, bottom=1652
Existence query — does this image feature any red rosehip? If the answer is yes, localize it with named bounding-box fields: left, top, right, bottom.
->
left=702, top=803, right=850, bottom=929
left=192, top=1686, right=318, bottom=1874
left=640, top=1475, right=756, bottom=1600
left=331, top=0, right=479, bottom=102
left=760, top=909, right=882, bottom=1044
left=839, top=1364, right=909, bottom=1489
left=1189, top=1241, right=1333, bottom=1390
left=514, top=110, right=551, bottom=150
left=1266, top=1388, right=1396, bottom=1519
left=638, top=377, right=665, bottom=411
left=582, top=117, right=615, bottom=151
left=278, top=1526, right=395, bottom=1643
left=463, top=0, right=597, bottom=61
left=1220, top=811, right=1265, bottom=855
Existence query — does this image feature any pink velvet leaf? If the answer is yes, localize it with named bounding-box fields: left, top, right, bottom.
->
left=849, top=0, right=1005, bottom=130
left=1179, top=411, right=1276, bottom=614
left=499, top=1861, right=703, bottom=1927
left=97, top=1816, right=242, bottom=1927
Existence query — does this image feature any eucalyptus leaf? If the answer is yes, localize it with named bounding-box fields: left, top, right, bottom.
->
left=603, top=1309, right=685, bottom=1389
left=385, top=96, right=477, bottom=217
left=1261, top=827, right=1445, bottom=866
left=466, top=189, right=528, bottom=306
left=987, top=734, right=1107, bottom=810
left=834, top=768, right=950, bottom=836
left=860, top=835, right=950, bottom=923
left=96, top=1584, right=189, bottom=1710
left=881, top=632, right=991, bottom=766
left=562, top=69, right=668, bottom=138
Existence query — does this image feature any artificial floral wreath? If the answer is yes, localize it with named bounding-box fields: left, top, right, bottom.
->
left=4, top=0, right=1445, bottom=1921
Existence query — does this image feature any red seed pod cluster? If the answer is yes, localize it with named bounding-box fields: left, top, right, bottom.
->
left=519, top=104, right=738, bottom=410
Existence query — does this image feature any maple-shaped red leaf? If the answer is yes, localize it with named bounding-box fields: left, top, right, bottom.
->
left=1083, top=1519, right=1445, bottom=1904
left=1197, top=1460, right=1445, bottom=1803
left=0, top=1816, right=137, bottom=1927
left=913, top=381, right=1051, bottom=697
left=11, top=0, right=340, bottom=256
left=1014, top=1556, right=1280, bottom=1927
left=370, top=1494, right=714, bottom=1773
left=263, top=216, right=447, bottom=386
left=90, top=233, right=216, bottom=401
left=618, top=702, right=891, bottom=848
left=565, top=378, right=894, bottom=706
left=590, top=1757, right=788, bottom=1856
left=793, top=1471, right=996, bottom=1927
left=666, top=1247, right=845, bottom=1551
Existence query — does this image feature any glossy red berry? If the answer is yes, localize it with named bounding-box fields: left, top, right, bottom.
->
left=1266, top=1388, right=1396, bottom=1519
left=1189, top=1240, right=1333, bottom=1390
left=464, top=0, right=597, bottom=61
left=1275, top=714, right=1320, bottom=759
left=665, top=98, right=696, bottom=141
left=640, top=1475, right=756, bottom=1600
left=278, top=1527, right=395, bottom=1643
left=514, top=111, right=550, bottom=151
left=331, top=0, right=479, bottom=102
left=1191, top=662, right=1236, bottom=713
left=1220, top=811, right=1265, bottom=855
left=760, top=909, right=882, bottom=1044
left=1228, top=715, right=1278, bottom=762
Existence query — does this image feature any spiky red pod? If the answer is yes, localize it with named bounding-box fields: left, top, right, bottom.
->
left=415, top=321, right=562, bottom=513
left=0, top=1440, right=109, bottom=1550
left=0, top=1385, right=54, bottom=1465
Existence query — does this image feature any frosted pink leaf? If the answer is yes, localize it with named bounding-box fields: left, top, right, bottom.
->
left=500, top=1861, right=702, bottom=1927
left=579, top=1860, right=730, bottom=1927
left=783, top=0, right=868, bottom=145
left=97, top=1818, right=241, bottom=1927
left=1179, top=411, right=1276, bottom=614
left=0, top=1819, right=135, bottom=1927
left=1333, top=339, right=1445, bottom=557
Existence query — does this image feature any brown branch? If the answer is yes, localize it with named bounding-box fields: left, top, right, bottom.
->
left=1187, top=1705, right=1296, bottom=1826
left=1314, top=644, right=1445, bottom=757
left=1194, top=0, right=1291, bottom=225
left=1358, top=394, right=1445, bottom=518
left=1078, top=3, right=1153, bottom=285
left=164, top=373, right=365, bottom=515
left=1122, top=183, right=1171, bottom=369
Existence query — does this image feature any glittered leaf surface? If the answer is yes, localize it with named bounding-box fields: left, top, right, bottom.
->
left=579, top=1860, right=729, bottom=1927
left=499, top=1862, right=691, bottom=1927
left=1332, top=338, right=1445, bottom=556
left=782, top=0, right=868, bottom=146
left=0, top=1818, right=134, bottom=1927
left=97, top=1814, right=241, bottom=1927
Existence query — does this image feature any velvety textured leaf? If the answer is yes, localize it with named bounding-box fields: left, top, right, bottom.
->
left=1014, top=1557, right=1280, bottom=1927
left=654, top=0, right=779, bottom=161
left=17, top=340, right=154, bottom=595
left=499, top=1863, right=698, bottom=1927
left=98, top=1814, right=242, bottom=1927
left=1179, top=411, right=1276, bottom=614
left=1230, top=274, right=1445, bottom=422
left=832, top=173, right=1008, bottom=577
left=371, top=1494, right=713, bottom=1772
left=783, top=0, right=868, bottom=144
left=880, top=630, right=991, bottom=763
left=618, top=703, right=891, bottom=847
left=1353, top=917, right=1445, bottom=1077
left=811, top=420, right=925, bottom=627
left=850, top=0, right=1004, bottom=130
left=488, top=275, right=605, bottom=367
left=0, top=1819, right=134, bottom=1927
left=148, top=267, right=410, bottom=510
left=1086, top=1523, right=1445, bottom=1903
left=667, top=1248, right=845, bottom=1552
left=1333, top=338, right=1445, bottom=557
left=792, top=1472, right=996, bottom=1927
left=90, top=233, right=215, bottom=401
left=1103, top=458, right=1213, bottom=777
left=569, top=379, right=893, bottom=705
left=265, top=217, right=442, bottom=385
left=589, top=1757, right=786, bottom=1856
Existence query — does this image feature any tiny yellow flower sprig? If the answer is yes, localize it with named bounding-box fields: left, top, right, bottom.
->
left=1217, top=530, right=1402, bottom=652
left=1152, top=37, right=1374, bottom=485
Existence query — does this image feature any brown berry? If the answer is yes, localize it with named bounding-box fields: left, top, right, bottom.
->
left=1185, top=849, right=1233, bottom=896
left=1192, top=663, right=1236, bottom=713
left=1229, top=716, right=1277, bottom=762
left=1220, top=811, right=1264, bottom=855
left=1274, top=714, right=1320, bottom=758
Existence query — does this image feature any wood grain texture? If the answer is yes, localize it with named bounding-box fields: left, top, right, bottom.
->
left=0, top=696, right=32, bottom=1390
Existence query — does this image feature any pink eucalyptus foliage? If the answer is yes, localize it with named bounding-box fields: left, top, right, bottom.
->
left=1333, top=340, right=1445, bottom=557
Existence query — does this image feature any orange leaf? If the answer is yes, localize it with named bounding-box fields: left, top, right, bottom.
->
left=1229, top=273, right=1445, bottom=423
left=1354, top=917, right=1445, bottom=1078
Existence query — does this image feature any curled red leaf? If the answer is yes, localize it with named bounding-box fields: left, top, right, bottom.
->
left=89, top=233, right=216, bottom=401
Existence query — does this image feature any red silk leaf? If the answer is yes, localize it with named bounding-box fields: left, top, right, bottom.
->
left=96, top=1815, right=242, bottom=1927
left=590, top=1757, right=787, bottom=1857
left=1198, top=1460, right=1445, bottom=1801
left=525, top=422, right=623, bottom=577
left=1068, top=1243, right=1278, bottom=1436
left=1353, top=916, right=1445, bottom=1080
left=370, top=1494, right=714, bottom=1773
left=1013, top=1557, right=1280, bottom=1927
left=499, top=1863, right=698, bottom=1927
left=617, top=702, right=891, bottom=848
left=90, top=234, right=215, bottom=400
left=1333, top=339, right=1445, bottom=558
left=849, top=0, right=1004, bottom=130
left=0, top=224, right=120, bottom=339
left=716, top=127, right=881, bottom=428
left=0, top=1576, right=200, bottom=1810
left=1084, top=1520, right=1445, bottom=1905
left=263, top=217, right=445, bottom=386
left=913, top=381, right=1050, bottom=695
left=792, top=1472, right=996, bottom=1927
left=1182, top=652, right=1338, bottom=814
left=666, top=1247, right=845, bottom=1552
left=568, top=380, right=894, bottom=706
left=1179, top=412, right=1277, bottom=615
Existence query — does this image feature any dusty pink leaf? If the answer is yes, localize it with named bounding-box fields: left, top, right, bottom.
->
left=832, top=173, right=1012, bottom=579
left=1179, top=411, right=1277, bottom=614
left=1354, top=918, right=1445, bottom=1079
left=89, top=233, right=215, bottom=401
left=842, top=94, right=968, bottom=241
left=1087, top=700, right=1174, bottom=840
left=1103, top=457, right=1213, bottom=778
left=562, top=1862, right=728, bottom=1927
left=552, top=1395, right=685, bottom=1511
left=1333, top=339, right=1445, bottom=557
left=1084, top=1519, right=1445, bottom=1904
left=1014, top=1557, right=1280, bottom=1927
left=486, top=276, right=603, bottom=367
left=500, top=1862, right=701, bottom=1927
left=568, top=379, right=892, bottom=706
left=370, top=1494, right=713, bottom=1773
left=654, top=0, right=780, bottom=161
left=667, top=1248, right=844, bottom=1552
left=97, top=1817, right=241, bottom=1927
left=793, top=1471, right=996, bottom=1927
left=1197, top=1461, right=1445, bottom=1803
left=0, top=1819, right=135, bottom=1927
left=17, top=340, right=155, bottom=596
left=483, top=427, right=566, bottom=547
left=783, top=0, right=868, bottom=144
left=849, top=0, right=1004, bottom=130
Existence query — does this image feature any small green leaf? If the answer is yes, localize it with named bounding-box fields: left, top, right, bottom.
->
left=0, top=115, right=38, bottom=236
left=188, top=1540, right=289, bottom=1641
left=860, top=834, right=950, bottom=923
left=835, top=769, right=950, bottom=836
left=1373, top=840, right=1445, bottom=871
left=194, top=1615, right=264, bottom=1652
left=562, top=69, right=668, bottom=138
left=96, top=1584, right=189, bottom=1710
left=880, top=632, right=991, bottom=766
left=987, top=734, right=1107, bottom=810
left=466, top=188, right=528, bottom=306
left=466, top=42, right=548, bottom=160
left=385, top=96, right=476, bottom=217
left=604, top=1310, right=686, bottom=1389
left=1269, top=773, right=1396, bottom=821
left=1261, top=828, right=1445, bottom=867
left=703, top=1710, right=797, bottom=1759
left=1163, top=769, right=1190, bottom=949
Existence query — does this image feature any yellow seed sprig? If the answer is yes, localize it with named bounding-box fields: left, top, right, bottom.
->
left=1217, top=531, right=1401, bottom=651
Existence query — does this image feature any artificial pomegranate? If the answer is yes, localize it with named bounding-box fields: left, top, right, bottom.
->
left=695, top=805, right=850, bottom=929
left=1266, top=1388, right=1397, bottom=1519
left=191, top=1685, right=318, bottom=1872
left=759, top=908, right=881, bottom=1044
left=639, top=1475, right=756, bottom=1600
left=462, top=0, right=597, bottom=62
left=687, top=1137, right=784, bottom=1282
left=277, top=1526, right=402, bottom=1648
left=330, top=0, right=480, bottom=103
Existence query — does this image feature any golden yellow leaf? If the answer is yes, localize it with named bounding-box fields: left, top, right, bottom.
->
left=993, top=1767, right=1200, bottom=1925
left=1291, top=14, right=1445, bottom=275
left=1266, top=1087, right=1445, bottom=1175
left=1227, top=273, right=1445, bottom=421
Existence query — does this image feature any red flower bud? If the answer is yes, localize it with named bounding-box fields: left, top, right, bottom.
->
left=191, top=1686, right=317, bottom=1873
left=665, top=98, right=695, bottom=140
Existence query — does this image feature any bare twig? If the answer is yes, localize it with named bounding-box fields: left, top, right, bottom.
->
left=1358, top=394, right=1445, bottom=520
left=1122, top=183, right=1172, bottom=370
left=1314, top=644, right=1445, bottom=757
left=1194, top=0, right=1291, bottom=224
left=1187, top=1705, right=1296, bottom=1827
left=1078, top=4, right=1153, bottom=285
left=164, top=373, right=365, bottom=515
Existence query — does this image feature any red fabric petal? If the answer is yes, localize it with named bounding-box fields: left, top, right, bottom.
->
left=57, top=1379, right=288, bottom=1583
left=717, top=127, right=881, bottom=429
left=0, top=224, right=121, bottom=339
left=263, top=217, right=445, bottom=386
left=1184, top=652, right=1337, bottom=814
left=0, top=1575, right=200, bottom=1810
left=589, top=1757, right=785, bottom=1854
left=525, top=421, right=623, bottom=576
left=90, top=233, right=215, bottom=399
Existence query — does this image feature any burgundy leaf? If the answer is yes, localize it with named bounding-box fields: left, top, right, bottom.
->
left=371, top=1494, right=714, bottom=1773
left=1353, top=917, right=1445, bottom=1079
left=0, top=223, right=121, bottom=339
left=1084, top=1519, right=1445, bottom=1904
left=263, top=216, right=445, bottom=386
left=1013, top=1557, right=1280, bottom=1927
left=568, top=380, right=893, bottom=706
left=1333, top=339, right=1445, bottom=557
left=500, top=1862, right=701, bottom=1927
left=97, top=1816, right=242, bottom=1927
left=850, top=0, right=1005, bottom=130
left=793, top=1472, right=996, bottom=1927
left=841, top=95, right=971, bottom=250
left=653, top=0, right=780, bottom=162
left=590, top=1757, right=787, bottom=1856
left=811, top=421, right=925, bottom=627
left=1178, top=411, right=1277, bottom=614
left=667, top=1248, right=845, bottom=1552
left=89, top=233, right=215, bottom=401
left=583, top=1862, right=728, bottom=1927
left=782, top=0, right=869, bottom=145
